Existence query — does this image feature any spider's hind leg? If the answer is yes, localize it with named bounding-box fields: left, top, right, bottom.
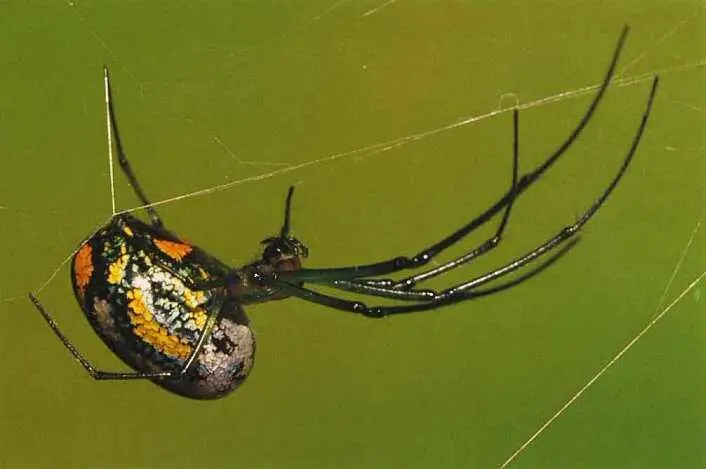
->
left=104, top=67, right=164, bottom=229
left=29, top=293, right=173, bottom=380
left=29, top=288, right=223, bottom=380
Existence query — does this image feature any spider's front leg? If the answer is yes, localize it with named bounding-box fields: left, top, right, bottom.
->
left=104, top=67, right=164, bottom=228
left=277, top=27, right=630, bottom=290
left=356, top=108, right=521, bottom=292
left=258, top=70, right=659, bottom=317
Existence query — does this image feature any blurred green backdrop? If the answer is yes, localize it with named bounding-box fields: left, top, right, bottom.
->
left=0, top=1, right=703, bottom=468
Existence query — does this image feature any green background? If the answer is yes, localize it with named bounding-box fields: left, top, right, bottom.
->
left=1, top=1, right=704, bottom=468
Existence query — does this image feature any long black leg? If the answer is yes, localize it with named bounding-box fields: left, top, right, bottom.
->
left=29, top=292, right=222, bottom=380
left=104, top=67, right=164, bottom=228
left=30, top=293, right=171, bottom=379
left=463, top=239, right=579, bottom=299
left=261, top=239, right=577, bottom=315
left=435, top=75, right=659, bottom=294
left=260, top=186, right=309, bottom=258
left=264, top=186, right=295, bottom=238
left=330, top=238, right=578, bottom=302
left=281, top=186, right=294, bottom=237
left=329, top=280, right=437, bottom=301
left=353, top=108, right=520, bottom=291
left=278, top=26, right=630, bottom=285
left=263, top=74, right=658, bottom=316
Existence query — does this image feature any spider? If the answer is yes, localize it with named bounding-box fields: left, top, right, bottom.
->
left=29, top=26, right=658, bottom=399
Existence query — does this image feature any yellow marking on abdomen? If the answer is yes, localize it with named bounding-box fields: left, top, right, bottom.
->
left=126, top=289, right=192, bottom=359
left=107, top=244, right=129, bottom=284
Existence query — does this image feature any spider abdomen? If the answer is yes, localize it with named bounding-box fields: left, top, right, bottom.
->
left=71, top=214, right=256, bottom=399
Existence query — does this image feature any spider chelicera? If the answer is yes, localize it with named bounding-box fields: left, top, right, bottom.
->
left=28, top=27, right=658, bottom=399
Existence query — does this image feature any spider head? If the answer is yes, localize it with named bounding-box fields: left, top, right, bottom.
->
left=258, top=185, right=308, bottom=272
left=260, top=235, right=308, bottom=271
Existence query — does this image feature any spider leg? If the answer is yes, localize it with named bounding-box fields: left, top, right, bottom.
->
left=30, top=292, right=171, bottom=379
left=29, top=291, right=223, bottom=380
left=327, top=237, right=577, bottom=303
left=353, top=108, right=520, bottom=291
left=104, top=67, right=164, bottom=228
left=262, top=186, right=295, bottom=242
left=280, top=186, right=294, bottom=237
left=263, top=74, right=658, bottom=316
left=278, top=26, right=630, bottom=285
left=423, top=75, right=659, bottom=297
left=463, top=239, right=578, bottom=299
left=329, top=280, right=437, bottom=301
left=260, top=239, right=577, bottom=316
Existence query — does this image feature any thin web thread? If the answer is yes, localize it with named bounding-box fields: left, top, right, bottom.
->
left=498, top=215, right=704, bottom=468
left=104, top=70, right=116, bottom=217
left=33, top=216, right=113, bottom=295
left=362, top=0, right=396, bottom=17
left=654, top=209, right=704, bottom=313
left=117, top=61, right=704, bottom=216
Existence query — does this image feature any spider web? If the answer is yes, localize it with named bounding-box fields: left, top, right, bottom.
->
left=3, top=2, right=704, bottom=466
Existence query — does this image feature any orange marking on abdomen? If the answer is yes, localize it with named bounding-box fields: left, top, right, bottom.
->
left=74, top=243, right=94, bottom=296
left=154, top=239, right=193, bottom=261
